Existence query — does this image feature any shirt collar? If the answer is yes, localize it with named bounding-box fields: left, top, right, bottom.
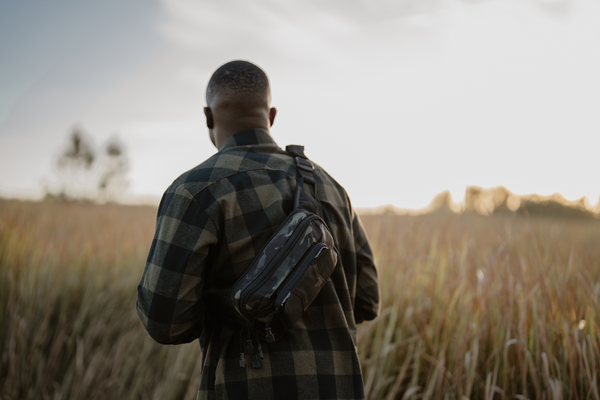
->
left=219, top=128, right=279, bottom=152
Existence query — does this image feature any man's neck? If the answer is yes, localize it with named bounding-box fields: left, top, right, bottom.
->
left=214, top=124, right=269, bottom=150
left=213, top=116, right=270, bottom=150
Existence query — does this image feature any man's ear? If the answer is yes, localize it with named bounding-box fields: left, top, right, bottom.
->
left=204, top=107, right=214, bottom=129
left=269, top=107, right=277, bottom=127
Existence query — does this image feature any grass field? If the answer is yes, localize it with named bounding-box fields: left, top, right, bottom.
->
left=1, top=199, right=599, bottom=399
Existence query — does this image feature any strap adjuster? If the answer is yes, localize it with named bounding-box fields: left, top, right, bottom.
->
left=295, top=157, right=314, bottom=172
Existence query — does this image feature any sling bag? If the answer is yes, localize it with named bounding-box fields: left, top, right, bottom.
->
left=224, top=145, right=339, bottom=368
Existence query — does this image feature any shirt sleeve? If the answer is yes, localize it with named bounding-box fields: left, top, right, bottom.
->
left=351, top=211, right=380, bottom=324
left=136, top=184, right=219, bottom=344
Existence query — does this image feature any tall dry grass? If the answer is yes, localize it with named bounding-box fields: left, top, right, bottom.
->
left=358, top=212, right=600, bottom=399
left=1, top=199, right=599, bottom=399
left=0, top=200, right=202, bottom=400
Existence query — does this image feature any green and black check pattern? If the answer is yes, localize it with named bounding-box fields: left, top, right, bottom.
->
left=137, top=128, right=380, bottom=400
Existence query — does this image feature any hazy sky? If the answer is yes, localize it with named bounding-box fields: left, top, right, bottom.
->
left=1, top=0, right=599, bottom=209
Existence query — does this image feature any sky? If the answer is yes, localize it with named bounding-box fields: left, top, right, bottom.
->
left=1, top=0, right=599, bottom=209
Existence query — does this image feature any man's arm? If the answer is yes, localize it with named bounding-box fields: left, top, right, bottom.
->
left=351, top=211, right=380, bottom=324
left=136, top=185, right=219, bottom=344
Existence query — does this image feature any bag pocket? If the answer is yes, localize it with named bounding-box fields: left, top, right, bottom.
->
left=277, top=240, right=338, bottom=331
left=231, top=211, right=316, bottom=322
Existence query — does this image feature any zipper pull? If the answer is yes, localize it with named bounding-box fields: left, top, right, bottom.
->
left=280, top=292, right=291, bottom=307
left=254, top=329, right=264, bottom=359
left=315, top=244, right=329, bottom=258
left=252, top=353, right=261, bottom=368
left=257, top=342, right=264, bottom=359
left=265, top=314, right=276, bottom=343
left=265, top=327, right=275, bottom=344
left=265, top=307, right=283, bottom=344
left=246, top=329, right=255, bottom=355
left=239, top=330, right=246, bottom=368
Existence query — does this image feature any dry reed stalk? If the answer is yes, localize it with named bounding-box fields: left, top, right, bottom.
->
left=2, top=200, right=600, bottom=399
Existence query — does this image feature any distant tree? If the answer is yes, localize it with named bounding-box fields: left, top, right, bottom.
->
left=55, top=126, right=96, bottom=200
left=97, top=136, right=128, bottom=202
left=464, top=186, right=494, bottom=215
left=460, top=186, right=598, bottom=219
left=48, top=125, right=129, bottom=202
left=464, top=186, right=513, bottom=216
left=426, top=190, right=456, bottom=214
left=518, top=195, right=596, bottom=220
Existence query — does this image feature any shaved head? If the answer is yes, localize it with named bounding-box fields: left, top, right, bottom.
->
left=204, top=60, right=276, bottom=149
left=206, top=60, right=270, bottom=109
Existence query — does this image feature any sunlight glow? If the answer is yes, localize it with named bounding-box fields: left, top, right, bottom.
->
left=0, top=0, right=599, bottom=210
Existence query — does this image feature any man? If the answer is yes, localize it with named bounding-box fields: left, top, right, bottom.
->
left=137, top=60, right=379, bottom=399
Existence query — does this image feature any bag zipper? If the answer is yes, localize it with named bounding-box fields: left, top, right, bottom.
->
left=264, top=242, right=329, bottom=343
left=237, top=213, right=323, bottom=320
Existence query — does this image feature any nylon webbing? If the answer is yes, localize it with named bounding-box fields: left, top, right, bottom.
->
left=285, top=145, right=319, bottom=213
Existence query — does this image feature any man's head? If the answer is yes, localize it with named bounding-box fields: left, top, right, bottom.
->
left=204, top=61, right=276, bottom=149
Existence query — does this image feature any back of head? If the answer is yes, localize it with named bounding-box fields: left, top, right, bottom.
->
left=206, top=61, right=271, bottom=110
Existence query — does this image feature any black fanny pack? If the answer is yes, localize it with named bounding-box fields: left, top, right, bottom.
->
left=217, top=145, right=339, bottom=368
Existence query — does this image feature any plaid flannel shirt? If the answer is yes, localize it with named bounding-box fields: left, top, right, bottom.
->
left=137, top=128, right=380, bottom=400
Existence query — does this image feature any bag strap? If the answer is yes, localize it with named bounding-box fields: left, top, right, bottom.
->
left=285, top=145, right=321, bottom=216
